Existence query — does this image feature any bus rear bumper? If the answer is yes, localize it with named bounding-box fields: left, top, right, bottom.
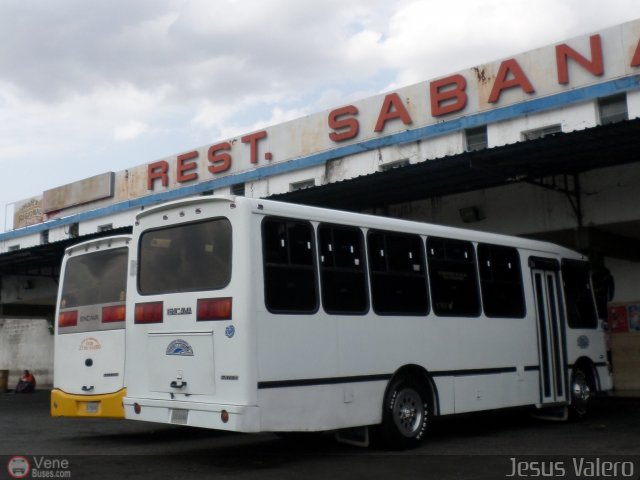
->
left=51, top=388, right=126, bottom=418
left=122, top=396, right=261, bottom=432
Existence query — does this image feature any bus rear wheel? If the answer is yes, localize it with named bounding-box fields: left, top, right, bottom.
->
left=379, top=376, right=430, bottom=450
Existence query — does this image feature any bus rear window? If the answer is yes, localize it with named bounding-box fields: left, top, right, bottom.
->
left=139, top=218, right=232, bottom=294
left=61, top=248, right=128, bottom=309
left=59, top=247, right=128, bottom=333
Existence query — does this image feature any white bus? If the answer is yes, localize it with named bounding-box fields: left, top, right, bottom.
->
left=123, top=196, right=612, bottom=449
left=51, top=235, right=131, bottom=418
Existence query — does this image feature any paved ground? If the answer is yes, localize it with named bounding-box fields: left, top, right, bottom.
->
left=0, top=390, right=638, bottom=479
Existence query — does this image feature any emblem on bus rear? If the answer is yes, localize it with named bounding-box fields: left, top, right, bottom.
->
left=166, top=339, right=194, bottom=356
left=225, top=325, right=235, bottom=338
left=577, top=335, right=590, bottom=349
left=79, top=337, right=102, bottom=351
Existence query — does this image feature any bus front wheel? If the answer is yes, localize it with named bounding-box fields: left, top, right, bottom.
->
left=569, top=368, right=591, bottom=420
left=379, top=376, right=430, bottom=450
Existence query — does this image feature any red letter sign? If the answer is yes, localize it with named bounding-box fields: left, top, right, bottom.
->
left=241, top=130, right=268, bottom=164
left=488, top=59, right=535, bottom=103
left=631, top=38, right=640, bottom=67
left=374, top=93, right=413, bottom=132
left=176, top=151, right=199, bottom=183
left=147, top=161, right=169, bottom=190
left=329, top=105, right=359, bottom=142
left=208, top=142, right=232, bottom=174
left=556, top=34, right=604, bottom=84
left=430, top=74, right=467, bottom=116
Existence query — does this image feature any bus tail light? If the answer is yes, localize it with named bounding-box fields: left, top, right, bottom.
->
left=135, top=302, right=163, bottom=324
left=102, top=304, right=126, bottom=323
left=197, top=297, right=232, bottom=321
left=58, top=310, right=78, bottom=328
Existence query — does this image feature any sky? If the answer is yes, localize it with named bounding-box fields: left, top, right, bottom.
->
left=1, top=0, right=640, bottom=231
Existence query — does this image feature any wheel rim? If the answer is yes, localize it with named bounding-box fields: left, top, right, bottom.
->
left=571, top=372, right=591, bottom=415
left=392, top=388, right=425, bottom=437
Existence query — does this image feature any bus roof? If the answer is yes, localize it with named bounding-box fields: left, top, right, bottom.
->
left=136, top=195, right=584, bottom=261
left=64, top=234, right=132, bottom=257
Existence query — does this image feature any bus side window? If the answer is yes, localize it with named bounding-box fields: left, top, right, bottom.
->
left=427, top=237, right=480, bottom=317
left=368, top=230, right=429, bottom=315
left=318, top=224, right=368, bottom=314
left=477, top=244, right=525, bottom=318
left=561, top=259, right=598, bottom=329
left=262, top=217, right=318, bottom=314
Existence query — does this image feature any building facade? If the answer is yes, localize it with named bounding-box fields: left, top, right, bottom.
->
left=1, top=19, right=639, bottom=390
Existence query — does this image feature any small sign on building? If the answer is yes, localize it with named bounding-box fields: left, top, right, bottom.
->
left=13, top=197, right=44, bottom=229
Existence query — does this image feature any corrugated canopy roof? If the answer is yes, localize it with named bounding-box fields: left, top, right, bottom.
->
left=0, top=227, right=131, bottom=277
left=269, top=118, right=640, bottom=212
left=1, top=118, right=639, bottom=277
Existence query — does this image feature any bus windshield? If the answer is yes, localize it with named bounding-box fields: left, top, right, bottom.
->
left=138, top=218, right=232, bottom=295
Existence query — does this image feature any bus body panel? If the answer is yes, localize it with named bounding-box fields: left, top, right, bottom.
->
left=257, top=381, right=388, bottom=432
left=122, top=397, right=262, bottom=432
left=124, top=198, right=259, bottom=427
left=53, top=327, right=125, bottom=395
left=123, top=196, right=612, bottom=434
left=565, top=326, right=613, bottom=390
left=51, top=235, right=130, bottom=418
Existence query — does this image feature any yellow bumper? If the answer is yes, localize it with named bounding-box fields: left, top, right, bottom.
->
left=51, top=388, right=126, bottom=418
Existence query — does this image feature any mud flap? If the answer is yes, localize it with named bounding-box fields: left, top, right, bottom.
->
left=335, top=426, right=370, bottom=448
left=531, top=405, right=568, bottom=422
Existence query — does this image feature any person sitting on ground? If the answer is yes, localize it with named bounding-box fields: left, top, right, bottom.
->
left=15, top=370, right=36, bottom=393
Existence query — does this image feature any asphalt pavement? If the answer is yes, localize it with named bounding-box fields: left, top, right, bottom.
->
left=1, top=390, right=639, bottom=479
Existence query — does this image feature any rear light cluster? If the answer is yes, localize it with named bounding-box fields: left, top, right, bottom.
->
left=58, top=310, right=78, bottom=327
left=135, top=302, right=163, bottom=324
left=102, top=304, right=126, bottom=323
left=197, top=297, right=232, bottom=321
left=133, top=298, right=232, bottom=324
left=58, top=304, right=126, bottom=328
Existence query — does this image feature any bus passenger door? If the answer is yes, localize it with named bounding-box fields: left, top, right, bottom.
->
left=529, top=257, right=567, bottom=405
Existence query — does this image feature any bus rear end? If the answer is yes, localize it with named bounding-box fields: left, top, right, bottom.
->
left=123, top=196, right=259, bottom=432
left=51, top=235, right=130, bottom=418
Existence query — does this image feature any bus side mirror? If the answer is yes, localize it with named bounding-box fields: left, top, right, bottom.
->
left=606, top=275, right=615, bottom=302
left=592, top=267, right=614, bottom=319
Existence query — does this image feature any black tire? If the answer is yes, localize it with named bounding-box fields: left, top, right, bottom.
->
left=569, top=368, right=592, bottom=420
left=378, top=376, right=430, bottom=450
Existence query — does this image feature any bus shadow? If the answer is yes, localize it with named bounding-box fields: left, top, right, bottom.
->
left=83, top=424, right=235, bottom=444
left=72, top=396, right=621, bottom=468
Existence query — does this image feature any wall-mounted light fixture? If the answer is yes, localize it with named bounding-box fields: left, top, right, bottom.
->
left=459, top=206, right=484, bottom=223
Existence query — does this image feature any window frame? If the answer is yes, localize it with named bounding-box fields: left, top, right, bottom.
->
left=318, top=223, right=369, bottom=315
left=598, top=93, right=628, bottom=125
left=261, top=216, right=319, bottom=315
left=465, top=125, right=488, bottom=151
left=367, top=229, right=430, bottom=316
left=426, top=236, right=481, bottom=317
left=561, top=259, right=598, bottom=330
left=477, top=243, right=526, bottom=318
left=138, top=217, right=232, bottom=295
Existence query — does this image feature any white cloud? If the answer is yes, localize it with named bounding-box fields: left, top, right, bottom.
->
left=114, top=121, right=149, bottom=141
left=376, top=0, right=640, bottom=89
left=1, top=0, right=640, bottom=231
